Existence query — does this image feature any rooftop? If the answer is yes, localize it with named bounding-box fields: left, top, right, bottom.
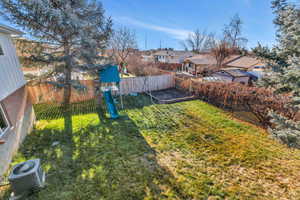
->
left=220, top=69, right=250, bottom=77
left=0, top=24, right=23, bottom=35
left=185, top=54, right=241, bottom=66
left=225, top=56, right=265, bottom=69
left=153, top=50, right=194, bottom=57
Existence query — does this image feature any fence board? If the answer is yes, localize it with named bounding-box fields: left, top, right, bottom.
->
left=119, top=74, right=175, bottom=95
left=27, top=74, right=175, bottom=104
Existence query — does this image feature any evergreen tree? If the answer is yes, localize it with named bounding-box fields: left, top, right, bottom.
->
left=254, top=0, right=300, bottom=147
left=0, top=0, right=112, bottom=108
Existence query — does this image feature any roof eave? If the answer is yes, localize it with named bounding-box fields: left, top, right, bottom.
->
left=0, top=24, right=24, bottom=36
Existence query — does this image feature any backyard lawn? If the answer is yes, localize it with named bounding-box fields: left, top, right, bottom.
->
left=1, top=95, right=300, bottom=199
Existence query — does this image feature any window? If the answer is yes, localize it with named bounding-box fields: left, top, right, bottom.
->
left=0, top=44, right=4, bottom=56
left=0, top=105, right=9, bottom=137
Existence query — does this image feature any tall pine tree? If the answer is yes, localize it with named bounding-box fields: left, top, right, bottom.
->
left=254, top=0, right=300, bottom=148
left=0, top=0, right=112, bottom=107
left=0, top=0, right=112, bottom=134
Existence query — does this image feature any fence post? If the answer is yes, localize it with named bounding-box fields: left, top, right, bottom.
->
left=189, top=79, right=192, bottom=94
left=120, top=82, right=124, bottom=109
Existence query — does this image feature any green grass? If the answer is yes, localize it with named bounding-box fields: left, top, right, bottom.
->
left=33, top=99, right=98, bottom=120
left=2, top=95, right=300, bottom=199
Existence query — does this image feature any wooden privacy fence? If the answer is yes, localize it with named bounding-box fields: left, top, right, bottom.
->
left=27, top=80, right=96, bottom=104
left=119, top=74, right=175, bottom=95
left=27, top=74, right=175, bottom=104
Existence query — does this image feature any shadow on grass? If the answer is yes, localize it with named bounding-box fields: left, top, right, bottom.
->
left=33, top=99, right=98, bottom=121
left=117, top=94, right=153, bottom=110
left=3, top=103, right=189, bottom=200
left=34, top=94, right=153, bottom=121
left=1, top=109, right=75, bottom=200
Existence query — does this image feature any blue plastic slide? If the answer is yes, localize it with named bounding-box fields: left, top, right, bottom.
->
left=103, top=90, right=119, bottom=119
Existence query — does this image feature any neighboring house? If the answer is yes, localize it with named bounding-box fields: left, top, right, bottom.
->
left=246, top=71, right=264, bottom=80
left=153, top=50, right=194, bottom=64
left=0, top=24, right=35, bottom=177
left=181, top=53, right=241, bottom=76
left=22, top=67, right=51, bottom=78
left=152, top=50, right=194, bottom=72
left=224, top=56, right=266, bottom=71
left=153, top=50, right=170, bottom=63
left=141, top=55, right=154, bottom=62
left=22, top=67, right=41, bottom=76
left=207, top=69, right=255, bottom=85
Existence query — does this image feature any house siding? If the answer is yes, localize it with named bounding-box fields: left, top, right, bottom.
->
left=0, top=33, right=26, bottom=101
left=0, top=86, right=35, bottom=176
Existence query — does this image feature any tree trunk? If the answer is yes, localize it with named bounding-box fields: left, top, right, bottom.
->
left=119, top=61, right=125, bottom=77
left=63, top=46, right=73, bottom=135
left=96, top=80, right=105, bottom=121
left=63, top=64, right=72, bottom=108
left=63, top=44, right=72, bottom=108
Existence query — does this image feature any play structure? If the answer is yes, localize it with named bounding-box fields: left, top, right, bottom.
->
left=99, top=65, right=120, bottom=119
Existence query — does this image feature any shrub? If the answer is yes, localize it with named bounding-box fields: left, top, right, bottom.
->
left=127, top=55, right=162, bottom=76
left=157, top=63, right=181, bottom=71
left=176, top=78, right=295, bottom=127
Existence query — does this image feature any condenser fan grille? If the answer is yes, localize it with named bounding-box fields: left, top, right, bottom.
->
left=13, top=161, right=35, bottom=175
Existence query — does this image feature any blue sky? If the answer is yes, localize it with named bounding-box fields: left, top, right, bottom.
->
left=101, top=0, right=277, bottom=50
left=0, top=0, right=277, bottom=50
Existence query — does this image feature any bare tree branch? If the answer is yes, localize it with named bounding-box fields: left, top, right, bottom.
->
left=223, top=14, right=248, bottom=48
left=180, top=29, right=215, bottom=53
left=109, top=27, right=137, bottom=75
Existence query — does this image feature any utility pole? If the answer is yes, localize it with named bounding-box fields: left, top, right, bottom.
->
left=145, top=33, right=147, bottom=50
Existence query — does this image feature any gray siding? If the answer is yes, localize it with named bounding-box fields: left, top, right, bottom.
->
left=0, top=33, right=26, bottom=101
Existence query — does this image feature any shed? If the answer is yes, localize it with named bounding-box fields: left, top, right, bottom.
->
left=212, top=69, right=252, bottom=85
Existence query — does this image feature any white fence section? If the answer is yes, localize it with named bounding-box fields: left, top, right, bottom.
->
left=120, top=74, right=175, bottom=95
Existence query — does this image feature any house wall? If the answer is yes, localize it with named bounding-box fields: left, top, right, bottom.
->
left=0, top=86, right=35, bottom=177
left=155, top=55, right=167, bottom=63
left=181, top=62, right=197, bottom=75
left=213, top=74, right=233, bottom=82
left=195, top=64, right=213, bottom=75
left=233, top=77, right=250, bottom=84
left=0, top=32, right=26, bottom=101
